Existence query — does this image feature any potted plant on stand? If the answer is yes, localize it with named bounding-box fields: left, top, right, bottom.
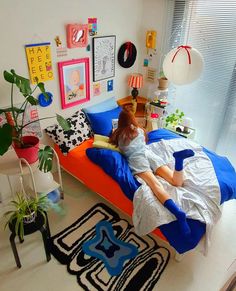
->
left=3, top=191, right=49, bottom=240
left=0, top=69, right=70, bottom=165
left=165, top=109, right=185, bottom=130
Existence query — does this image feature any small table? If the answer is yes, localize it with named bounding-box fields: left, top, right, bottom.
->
left=0, top=147, right=64, bottom=200
left=117, top=96, right=148, bottom=118
left=0, top=149, right=38, bottom=198
left=117, top=96, right=148, bottom=128
left=9, top=211, right=51, bottom=268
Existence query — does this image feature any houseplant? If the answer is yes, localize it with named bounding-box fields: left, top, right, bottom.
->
left=3, top=191, right=49, bottom=240
left=0, top=69, right=70, bottom=166
left=165, top=109, right=185, bottom=129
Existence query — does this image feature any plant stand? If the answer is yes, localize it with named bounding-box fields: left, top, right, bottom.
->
left=9, top=211, right=51, bottom=268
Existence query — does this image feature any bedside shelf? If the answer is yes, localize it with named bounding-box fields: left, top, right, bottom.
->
left=117, top=96, right=148, bottom=117
left=165, top=126, right=196, bottom=140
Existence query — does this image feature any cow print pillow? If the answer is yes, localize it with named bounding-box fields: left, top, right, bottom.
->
left=45, top=110, right=93, bottom=155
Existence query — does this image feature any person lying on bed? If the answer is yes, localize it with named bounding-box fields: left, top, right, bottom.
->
left=109, top=109, right=195, bottom=237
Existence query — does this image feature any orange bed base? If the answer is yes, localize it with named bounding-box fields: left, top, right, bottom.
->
left=55, top=138, right=167, bottom=242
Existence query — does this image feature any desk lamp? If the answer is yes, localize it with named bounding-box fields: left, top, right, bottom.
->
left=128, top=73, right=143, bottom=114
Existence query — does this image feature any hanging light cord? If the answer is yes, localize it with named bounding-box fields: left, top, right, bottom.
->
left=186, top=0, right=194, bottom=45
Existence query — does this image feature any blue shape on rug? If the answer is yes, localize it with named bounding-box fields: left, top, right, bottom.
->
left=82, top=220, right=138, bottom=276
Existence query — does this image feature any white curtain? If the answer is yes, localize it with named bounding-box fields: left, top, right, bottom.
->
left=165, top=0, right=236, bottom=167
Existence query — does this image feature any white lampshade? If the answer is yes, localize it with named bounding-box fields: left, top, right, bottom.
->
left=28, top=168, right=60, bottom=194
left=163, top=46, right=204, bottom=85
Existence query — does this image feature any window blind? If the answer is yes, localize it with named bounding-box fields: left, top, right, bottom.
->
left=165, top=0, right=236, bottom=166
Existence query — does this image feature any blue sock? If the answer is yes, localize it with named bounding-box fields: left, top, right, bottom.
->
left=173, top=149, right=195, bottom=171
left=164, top=199, right=191, bottom=236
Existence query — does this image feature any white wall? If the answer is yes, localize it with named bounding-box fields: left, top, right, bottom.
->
left=0, top=0, right=143, bottom=125
left=0, top=0, right=145, bottom=201
left=138, top=0, right=169, bottom=98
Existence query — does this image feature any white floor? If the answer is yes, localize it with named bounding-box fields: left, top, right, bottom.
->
left=0, top=171, right=235, bottom=291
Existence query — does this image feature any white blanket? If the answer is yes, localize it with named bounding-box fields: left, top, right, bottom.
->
left=132, top=138, right=222, bottom=254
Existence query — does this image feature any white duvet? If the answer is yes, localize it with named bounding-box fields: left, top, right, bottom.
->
left=132, top=138, right=222, bottom=254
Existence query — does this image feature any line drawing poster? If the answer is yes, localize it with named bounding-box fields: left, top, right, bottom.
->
left=92, top=36, right=116, bottom=82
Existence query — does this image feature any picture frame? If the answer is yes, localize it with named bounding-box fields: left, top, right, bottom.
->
left=58, top=58, right=90, bottom=109
left=92, top=35, right=116, bottom=82
left=66, top=24, right=88, bottom=48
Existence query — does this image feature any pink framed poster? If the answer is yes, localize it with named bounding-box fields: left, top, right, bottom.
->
left=58, top=58, right=90, bottom=109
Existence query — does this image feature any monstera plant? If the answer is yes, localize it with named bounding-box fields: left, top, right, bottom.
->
left=0, top=69, right=70, bottom=171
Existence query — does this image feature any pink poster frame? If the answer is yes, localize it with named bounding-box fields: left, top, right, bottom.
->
left=58, top=58, right=90, bottom=109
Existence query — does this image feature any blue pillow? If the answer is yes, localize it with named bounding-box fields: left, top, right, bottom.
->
left=86, top=106, right=122, bottom=136
left=86, top=148, right=140, bottom=200
left=83, top=97, right=117, bottom=113
left=147, top=128, right=181, bottom=144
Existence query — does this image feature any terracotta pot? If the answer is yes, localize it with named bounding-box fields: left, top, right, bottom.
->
left=158, top=77, right=168, bottom=90
left=13, top=136, right=39, bottom=164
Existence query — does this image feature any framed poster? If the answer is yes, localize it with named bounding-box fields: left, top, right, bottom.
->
left=92, top=35, right=116, bottom=82
left=58, top=58, right=90, bottom=109
left=66, top=24, right=88, bottom=48
left=25, top=42, right=53, bottom=84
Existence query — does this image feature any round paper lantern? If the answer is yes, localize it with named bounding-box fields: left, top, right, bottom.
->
left=163, top=46, right=204, bottom=85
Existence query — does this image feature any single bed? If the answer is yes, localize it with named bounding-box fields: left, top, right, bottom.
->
left=53, top=129, right=236, bottom=255
left=45, top=101, right=236, bottom=255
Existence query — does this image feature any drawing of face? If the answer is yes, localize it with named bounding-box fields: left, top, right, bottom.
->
left=70, top=70, right=80, bottom=87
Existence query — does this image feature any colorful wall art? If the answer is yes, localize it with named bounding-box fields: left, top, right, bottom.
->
left=25, top=42, right=53, bottom=84
left=58, top=58, right=90, bottom=109
left=92, top=35, right=116, bottom=82
left=66, top=24, right=88, bottom=48
left=88, top=18, right=97, bottom=36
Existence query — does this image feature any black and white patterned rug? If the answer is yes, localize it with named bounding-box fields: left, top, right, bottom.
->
left=49, top=203, right=170, bottom=290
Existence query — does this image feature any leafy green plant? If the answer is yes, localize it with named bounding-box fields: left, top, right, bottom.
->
left=38, top=145, right=54, bottom=172
left=3, top=192, right=49, bottom=240
left=159, top=69, right=166, bottom=79
left=165, top=109, right=185, bottom=128
left=0, top=69, right=70, bottom=170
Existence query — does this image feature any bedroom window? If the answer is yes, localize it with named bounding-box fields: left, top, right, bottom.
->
left=164, top=0, right=236, bottom=167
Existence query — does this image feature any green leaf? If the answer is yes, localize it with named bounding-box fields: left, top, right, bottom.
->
left=11, top=70, right=32, bottom=96
left=37, top=82, right=46, bottom=93
left=27, top=96, right=39, bottom=106
left=38, top=146, right=54, bottom=172
left=0, top=124, right=13, bottom=155
left=3, top=70, right=14, bottom=83
left=19, top=78, right=31, bottom=96
left=56, top=114, right=71, bottom=131
left=37, top=82, right=50, bottom=103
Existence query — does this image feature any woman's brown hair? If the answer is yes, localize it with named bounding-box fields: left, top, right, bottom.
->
left=109, top=109, right=141, bottom=147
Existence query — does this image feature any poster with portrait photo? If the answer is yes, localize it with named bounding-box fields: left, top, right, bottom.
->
left=58, top=58, right=90, bottom=109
